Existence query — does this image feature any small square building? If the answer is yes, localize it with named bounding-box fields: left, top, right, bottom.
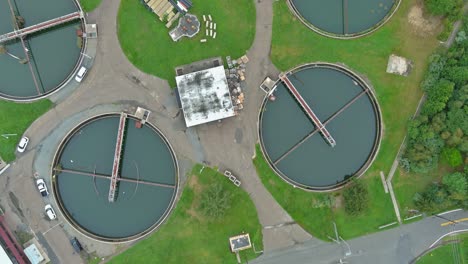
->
left=176, top=58, right=235, bottom=127
left=229, top=233, right=252, bottom=252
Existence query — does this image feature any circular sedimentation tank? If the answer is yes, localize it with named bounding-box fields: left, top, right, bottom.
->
left=52, top=114, right=179, bottom=242
left=288, top=0, right=400, bottom=38
left=259, top=63, right=382, bottom=191
left=0, top=0, right=84, bottom=100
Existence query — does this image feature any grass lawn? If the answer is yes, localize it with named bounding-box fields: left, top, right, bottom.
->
left=393, top=164, right=458, bottom=218
left=260, top=0, right=442, bottom=239
left=253, top=145, right=394, bottom=240
left=416, top=233, right=468, bottom=264
left=117, top=0, right=256, bottom=87
left=0, top=100, right=53, bottom=162
left=79, top=0, right=102, bottom=12
left=109, top=164, right=263, bottom=264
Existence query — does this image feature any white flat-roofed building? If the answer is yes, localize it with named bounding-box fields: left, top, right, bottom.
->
left=0, top=245, right=13, bottom=264
left=176, top=65, right=235, bottom=127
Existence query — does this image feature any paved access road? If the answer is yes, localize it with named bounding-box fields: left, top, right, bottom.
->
left=1, top=0, right=314, bottom=263
left=253, top=210, right=468, bottom=264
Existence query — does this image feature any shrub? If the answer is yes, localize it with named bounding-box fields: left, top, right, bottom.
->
left=413, top=183, right=447, bottom=212
left=199, top=183, right=232, bottom=219
left=343, top=181, right=369, bottom=216
left=424, top=0, right=462, bottom=16
left=455, top=31, right=467, bottom=44
left=442, top=172, right=467, bottom=198
left=441, top=148, right=463, bottom=167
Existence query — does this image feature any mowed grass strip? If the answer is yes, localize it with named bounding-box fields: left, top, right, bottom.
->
left=261, top=0, right=442, bottom=238
left=109, top=164, right=263, bottom=264
left=0, top=100, right=52, bottom=162
left=117, top=0, right=256, bottom=87
left=79, top=0, right=103, bottom=12
left=416, top=233, right=468, bottom=264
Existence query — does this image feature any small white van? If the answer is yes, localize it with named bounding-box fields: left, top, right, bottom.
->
left=75, top=66, right=88, bottom=82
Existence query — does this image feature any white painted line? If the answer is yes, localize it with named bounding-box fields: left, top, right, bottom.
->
left=378, top=221, right=398, bottom=229
left=437, top=209, right=462, bottom=216
left=206, top=29, right=208, bottom=36
left=43, top=221, right=63, bottom=235
left=213, top=32, right=216, bottom=39
left=208, top=14, right=212, bottom=21
left=203, top=15, right=206, bottom=22
left=214, top=23, right=216, bottom=30
left=206, top=21, right=209, bottom=27
left=429, top=229, right=468, bottom=248
left=404, top=214, right=422, bottom=221
left=0, top=164, right=10, bottom=175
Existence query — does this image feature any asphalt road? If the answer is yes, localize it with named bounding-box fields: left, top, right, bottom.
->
left=252, top=210, right=468, bottom=264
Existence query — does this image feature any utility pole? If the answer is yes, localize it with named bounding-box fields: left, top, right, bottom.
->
left=333, top=222, right=339, bottom=242
left=340, top=236, right=352, bottom=257
left=331, top=222, right=352, bottom=258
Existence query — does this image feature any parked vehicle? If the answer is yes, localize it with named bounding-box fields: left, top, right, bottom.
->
left=75, top=66, right=88, bottom=82
left=36, top=178, right=49, bottom=197
left=17, top=136, right=29, bottom=153
left=45, top=204, right=56, bottom=220
left=70, top=237, right=83, bottom=253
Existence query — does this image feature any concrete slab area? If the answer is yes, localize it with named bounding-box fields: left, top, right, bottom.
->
left=0, top=0, right=318, bottom=263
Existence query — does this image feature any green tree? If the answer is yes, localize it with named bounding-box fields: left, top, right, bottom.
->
left=446, top=107, right=468, bottom=134
left=458, top=137, right=468, bottom=152
left=424, top=0, right=462, bottom=16
left=422, top=79, right=455, bottom=116
left=445, top=66, right=468, bottom=87
left=199, top=183, right=232, bottom=219
left=343, top=181, right=369, bottom=216
left=442, top=172, right=467, bottom=201
left=413, top=184, right=447, bottom=212
left=441, top=148, right=463, bottom=167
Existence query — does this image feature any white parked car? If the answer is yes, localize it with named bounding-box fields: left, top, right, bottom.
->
left=17, top=136, right=29, bottom=153
left=36, top=178, right=49, bottom=197
left=75, top=66, right=88, bottom=83
left=45, top=204, right=56, bottom=220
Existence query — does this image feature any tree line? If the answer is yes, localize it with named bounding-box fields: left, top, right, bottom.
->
left=401, top=17, right=467, bottom=212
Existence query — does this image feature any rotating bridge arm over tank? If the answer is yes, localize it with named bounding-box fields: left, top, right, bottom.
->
left=108, top=113, right=127, bottom=202
left=279, top=74, right=336, bottom=147
left=0, top=11, right=83, bottom=44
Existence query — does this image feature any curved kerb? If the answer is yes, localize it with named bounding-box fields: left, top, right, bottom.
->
left=51, top=113, right=180, bottom=244
left=0, top=0, right=88, bottom=102
left=286, top=0, right=402, bottom=39
left=257, top=62, right=383, bottom=192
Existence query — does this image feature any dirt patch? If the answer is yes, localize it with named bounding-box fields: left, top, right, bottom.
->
left=14, top=230, right=33, bottom=245
left=268, top=179, right=276, bottom=186
left=188, top=174, right=203, bottom=193
left=333, top=194, right=343, bottom=210
left=9, top=192, right=24, bottom=218
left=186, top=175, right=205, bottom=221
left=407, top=3, right=442, bottom=37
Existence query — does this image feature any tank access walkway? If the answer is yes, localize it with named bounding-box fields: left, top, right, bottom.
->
left=279, top=74, right=336, bottom=147
left=0, top=11, right=83, bottom=44
left=108, top=113, right=127, bottom=202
